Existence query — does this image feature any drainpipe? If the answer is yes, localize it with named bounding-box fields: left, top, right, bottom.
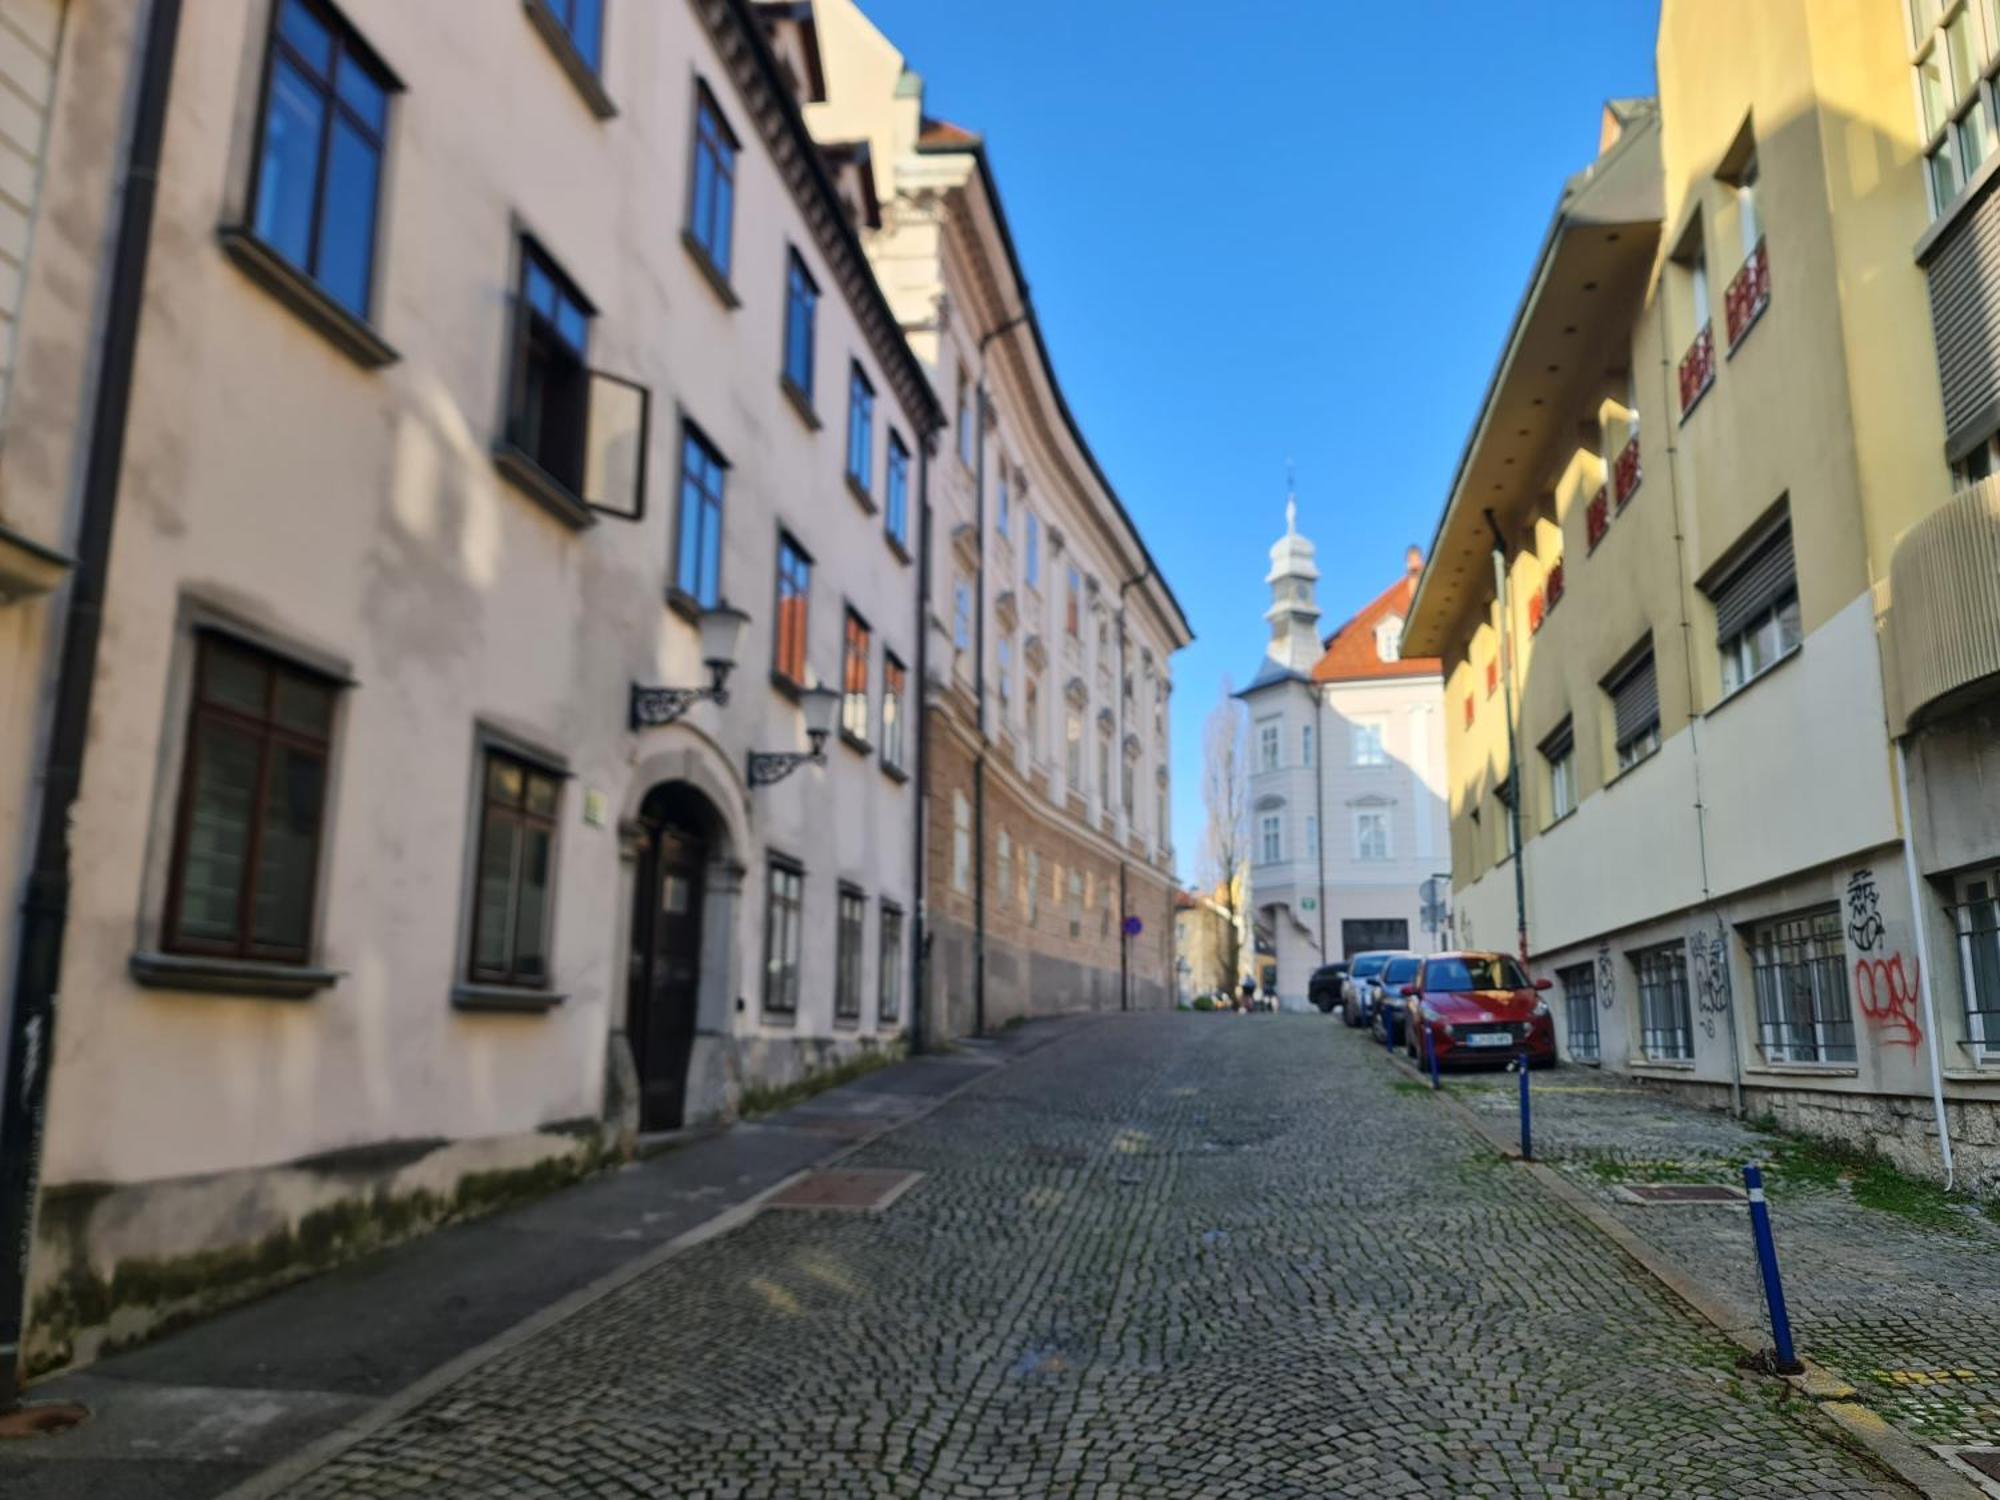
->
left=972, top=306, right=1029, bottom=1037
left=1483, top=510, right=1528, bottom=965
left=1313, top=688, right=1328, bottom=964
left=908, top=436, right=934, bottom=1056
left=0, top=0, right=186, bottom=1407
left=1893, top=738, right=1955, bottom=1189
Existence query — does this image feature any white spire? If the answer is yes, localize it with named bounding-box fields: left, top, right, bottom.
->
left=1264, top=470, right=1321, bottom=674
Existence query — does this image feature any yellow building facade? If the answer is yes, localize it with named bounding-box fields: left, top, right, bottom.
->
left=1407, top=0, right=2000, bottom=1191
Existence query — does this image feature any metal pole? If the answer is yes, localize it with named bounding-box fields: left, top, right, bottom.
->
left=908, top=437, right=934, bottom=1056
left=1483, top=511, right=1527, bottom=964
left=1518, top=1053, right=1532, bottom=1160
left=1742, top=1163, right=1801, bottom=1373
left=1894, top=738, right=1955, bottom=1189
left=1427, top=1025, right=1439, bottom=1090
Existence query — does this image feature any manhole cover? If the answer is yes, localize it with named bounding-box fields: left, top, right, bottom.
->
left=0, top=1402, right=88, bottom=1441
left=766, top=1169, right=923, bottom=1212
left=1616, top=1183, right=1747, bottom=1205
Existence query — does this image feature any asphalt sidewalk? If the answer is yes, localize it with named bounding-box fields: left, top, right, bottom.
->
left=0, top=1016, right=1094, bottom=1500
left=1394, top=1045, right=2000, bottom=1495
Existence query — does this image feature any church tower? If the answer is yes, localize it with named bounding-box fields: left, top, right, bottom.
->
left=1263, top=490, right=1322, bottom=675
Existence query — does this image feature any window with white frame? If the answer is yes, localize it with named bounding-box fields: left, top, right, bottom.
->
left=1304, top=814, right=1318, bottom=859
left=1025, top=510, right=1041, bottom=588
left=952, top=578, right=972, bottom=653
left=996, top=830, right=1012, bottom=908
left=1541, top=718, right=1575, bottom=824
left=1351, top=719, right=1387, bottom=767
left=1908, top=0, right=2000, bottom=216
left=1258, top=719, right=1281, bottom=772
left=1557, top=962, right=1599, bottom=1063
left=1375, top=616, right=1403, bottom=663
left=951, top=790, right=971, bottom=894
left=1026, top=849, right=1041, bottom=924
left=1354, top=810, right=1389, bottom=862
left=1258, top=813, right=1282, bottom=864
left=1951, top=867, right=2000, bottom=1060
left=1749, top=908, right=1855, bottom=1064
left=1606, top=645, right=1660, bottom=771
left=1066, top=707, right=1082, bottom=788
left=1705, top=515, right=1800, bottom=697
left=1635, top=943, right=1693, bottom=1061
left=1301, top=723, right=1314, bottom=767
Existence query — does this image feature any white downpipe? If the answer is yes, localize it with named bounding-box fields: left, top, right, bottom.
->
left=1894, top=737, right=1955, bottom=1190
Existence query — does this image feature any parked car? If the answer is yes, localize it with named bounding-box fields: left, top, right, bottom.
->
left=1308, top=962, right=1348, bottom=1014
left=1368, top=955, right=1423, bottom=1046
left=1341, top=949, right=1413, bottom=1027
left=1399, top=950, right=1556, bottom=1070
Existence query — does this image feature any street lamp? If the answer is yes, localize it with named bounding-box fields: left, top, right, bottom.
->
left=630, top=605, right=749, bottom=729
left=748, top=684, right=839, bottom=786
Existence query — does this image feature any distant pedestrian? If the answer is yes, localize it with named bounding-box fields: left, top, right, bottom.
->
left=1239, top=976, right=1255, bottom=1014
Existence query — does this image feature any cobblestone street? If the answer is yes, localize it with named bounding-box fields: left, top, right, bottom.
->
left=240, top=1014, right=1919, bottom=1498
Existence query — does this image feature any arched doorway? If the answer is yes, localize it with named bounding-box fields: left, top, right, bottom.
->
left=626, top=783, right=720, bottom=1130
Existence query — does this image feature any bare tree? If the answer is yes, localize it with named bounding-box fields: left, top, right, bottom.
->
left=1199, top=679, right=1249, bottom=990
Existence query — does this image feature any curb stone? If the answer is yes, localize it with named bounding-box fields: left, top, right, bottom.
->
left=1382, top=1045, right=1984, bottom=1500
left=213, top=1016, right=1101, bottom=1500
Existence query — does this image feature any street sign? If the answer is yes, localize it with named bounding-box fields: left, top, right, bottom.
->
left=1122, top=915, right=1143, bottom=937
left=1300, top=896, right=1317, bottom=911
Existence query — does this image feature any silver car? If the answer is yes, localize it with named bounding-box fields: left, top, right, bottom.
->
left=1340, top=949, right=1417, bottom=1027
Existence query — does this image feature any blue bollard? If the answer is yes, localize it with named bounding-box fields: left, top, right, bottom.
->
left=1742, top=1163, right=1802, bottom=1373
left=1518, top=1053, right=1532, bottom=1160
left=1426, top=1027, right=1440, bottom=1090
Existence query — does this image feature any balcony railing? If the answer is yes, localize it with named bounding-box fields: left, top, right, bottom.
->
left=1545, top=559, right=1565, bottom=608
left=1725, top=237, right=1770, bottom=352
left=1585, top=486, right=1610, bottom=551
left=1613, top=434, right=1642, bottom=509
left=1678, top=322, right=1715, bottom=418
left=1884, top=472, right=2000, bottom=731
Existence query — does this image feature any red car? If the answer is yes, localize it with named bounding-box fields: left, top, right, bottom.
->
left=1399, top=950, right=1556, bottom=1070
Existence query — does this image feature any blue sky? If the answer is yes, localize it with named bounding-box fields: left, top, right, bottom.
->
left=858, top=0, right=1662, bottom=883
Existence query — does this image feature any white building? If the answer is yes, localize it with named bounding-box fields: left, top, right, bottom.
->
left=1240, top=502, right=1448, bottom=1010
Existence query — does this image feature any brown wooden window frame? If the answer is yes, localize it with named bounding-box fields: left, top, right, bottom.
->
left=835, top=883, right=866, bottom=1023
left=773, top=531, right=812, bottom=689
left=466, top=748, right=564, bottom=988
left=841, top=607, right=872, bottom=746
left=881, top=652, right=907, bottom=773
left=162, top=633, right=339, bottom=965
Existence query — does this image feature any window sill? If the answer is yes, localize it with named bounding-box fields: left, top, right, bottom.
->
left=130, top=950, right=339, bottom=1000
left=453, top=982, right=567, bottom=1013
left=218, top=228, right=398, bottom=370
left=761, top=1008, right=798, bottom=1028
left=681, top=229, right=739, bottom=309
left=1744, top=1062, right=1858, bottom=1079
left=523, top=0, right=616, bottom=119
left=840, top=728, right=872, bottom=756
left=780, top=376, right=821, bottom=432
left=493, top=443, right=597, bottom=531
left=1605, top=744, right=1661, bottom=789
left=1915, top=147, right=2000, bottom=267
left=881, top=761, right=910, bottom=784
left=846, top=473, right=877, bottom=513
left=666, top=588, right=704, bottom=624
left=1628, top=1056, right=1696, bottom=1072
left=0, top=520, right=71, bottom=602
left=885, top=533, right=912, bottom=566
left=832, top=1015, right=861, bottom=1031
left=770, top=669, right=805, bottom=702
left=1940, top=1065, right=2000, bottom=1083
left=1705, top=644, right=1801, bottom=720
left=1542, top=807, right=1577, bottom=834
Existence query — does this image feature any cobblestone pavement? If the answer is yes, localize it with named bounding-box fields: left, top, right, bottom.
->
left=1450, top=1071, right=2000, bottom=1450
left=270, top=1016, right=1913, bottom=1498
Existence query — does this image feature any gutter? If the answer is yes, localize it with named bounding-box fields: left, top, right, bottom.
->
left=0, top=0, right=186, bottom=1406
left=909, top=435, right=933, bottom=1055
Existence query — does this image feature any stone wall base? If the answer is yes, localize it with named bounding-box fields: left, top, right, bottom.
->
left=1639, top=1075, right=2000, bottom=1197
left=925, top=913, right=1161, bottom=1042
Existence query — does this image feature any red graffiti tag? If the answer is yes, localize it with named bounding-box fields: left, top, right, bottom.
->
left=1853, top=954, right=1922, bottom=1049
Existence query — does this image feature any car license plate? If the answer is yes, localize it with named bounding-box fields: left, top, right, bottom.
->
left=1465, top=1032, right=1513, bottom=1048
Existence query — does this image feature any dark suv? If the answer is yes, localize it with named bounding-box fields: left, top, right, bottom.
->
left=1308, top=962, right=1348, bottom=1014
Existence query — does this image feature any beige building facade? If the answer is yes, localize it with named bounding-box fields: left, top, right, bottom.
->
left=806, top=0, right=1191, bottom=1037
left=1407, top=0, right=2000, bottom=1194
left=3, top=0, right=944, bottom=1379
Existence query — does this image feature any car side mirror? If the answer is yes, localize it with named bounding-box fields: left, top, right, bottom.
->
left=1533, top=977, right=1552, bottom=992
left=1400, top=985, right=1418, bottom=998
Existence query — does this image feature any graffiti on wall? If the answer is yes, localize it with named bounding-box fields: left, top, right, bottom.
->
left=1845, top=868, right=1922, bottom=1049
left=1688, top=924, right=1731, bottom=1039
left=1595, top=942, right=1616, bottom=1012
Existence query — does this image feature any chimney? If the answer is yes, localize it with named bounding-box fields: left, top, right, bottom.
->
left=1405, top=545, right=1423, bottom=576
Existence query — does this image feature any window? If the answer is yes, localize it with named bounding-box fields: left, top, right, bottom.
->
left=1951, top=869, right=2000, bottom=1059
left=1066, top=707, right=1083, bottom=788
left=835, top=886, right=866, bottom=1023
left=502, top=239, right=650, bottom=518
left=1027, top=850, right=1041, bottom=924
left=997, top=831, right=1013, bottom=910
left=1558, top=962, right=1599, bottom=1063
left=1258, top=720, right=1281, bottom=772
left=1541, top=717, right=1576, bottom=823
left=164, top=635, right=336, bottom=961
left=762, top=859, right=803, bottom=1016
left=1098, top=733, right=1111, bottom=804
left=1351, top=720, right=1387, bottom=767
left=1259, top=813, right=1283, bottom=864
left=687, top=82, right=738, bottom=279
left=1635, top=943, right=1693, bottom=1061
left=1025, top=512, right=1041, bottom=588
left=956, top=367, right=974, bottom=467
left=1301, top=724, right=1314, bottom=768
left=1121, top=754, right=1134, bottom=816
left=841, top=610, right=871, bottom=742
left=881, top=654, right=906, bottom=772
left=1496, top=776, right=1518, bottom=859
left=952, top=791, right=971, bottom=893
left=674, top=423, right=726, bottom=607
left=1157, top=780, right=1169, bottom=850
left=1024, top=675, right=1040, bottom=760
left=952, top=579, right=973, bottom=652
left=1689, top=245, right=1710, bottom=333
left=468, top=749, right=563, bottom=988
left=1606, top=645, right=1660, bottom=771
left=998, top=634, right=1014, bottom=706
left=1065, top=566, right=1082, bottom=636
left=878, top=902, right=903, bottom=1024
left=1750, top=908, right=1855, bottom=1063
left=1375, top=617, right=1403, bottom=663
left=1707, top=516, right=1800, bottom=696
left=1910, top=0, right=1999, bottom=213
left=996, top=462, right=1011, bottom=539
left=1305, top=815, right=1319, bottom=859
left=1425, top=954, right=1530, bottom=992
left=773, top=534, right=812, bottom=687
left=846, top=363, right=875, bottom=495
left=1068, top=868, right=1083, bottom=938
left=249, top=0, right=393, bottom=320
left=783, top=250, right=818, bottom=402
left=885, top=433, right=910, bottom=550
left=539, top=0, right=603, bottom=71
left=1734, top=155, right=1761, bottom=261
left=1355, top=810, right=1389, bottom=862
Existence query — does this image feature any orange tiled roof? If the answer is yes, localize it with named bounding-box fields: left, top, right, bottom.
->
left=917, top=117, right=982, bottom=151
left=1312, top=562, right=1443, bottom=684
